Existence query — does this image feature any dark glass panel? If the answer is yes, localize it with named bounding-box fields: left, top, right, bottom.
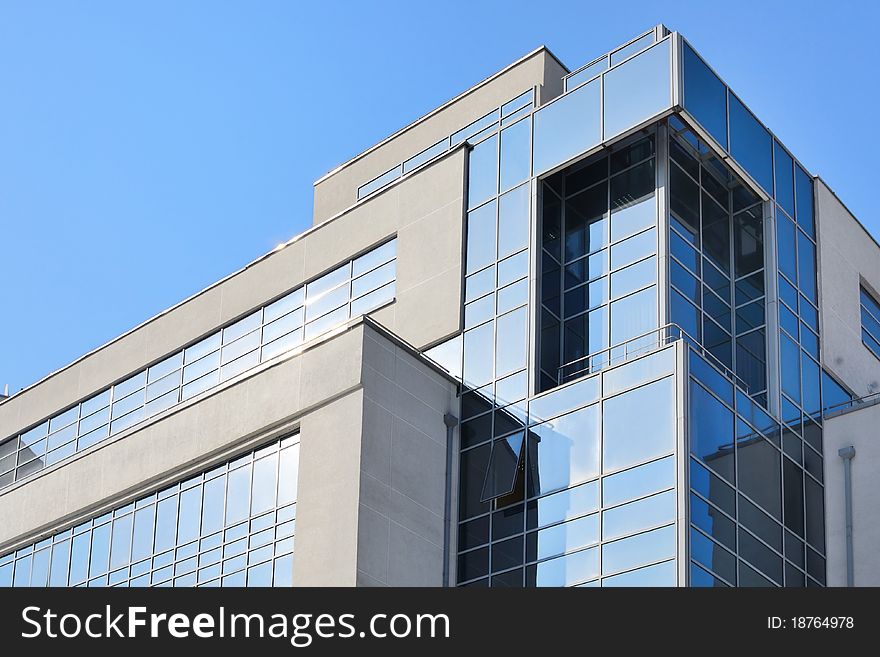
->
left=690, top=381, right=735, bottom=483
left=690, top=458, right=735, bottom=517
left=804, top=476, right=825, bottom=553
left=670, top=163, right=700, bottom=237
left=795, top=165, right=814, bottom=238
left=682, top=45, right=728, bottom=148
left=776, top=212, right=797, bottom=284
left=701, top=191, right=730, bottom=274
left=460, top=444, right=491, bottom=520
left=773, top=141, right=795, bottom=218
left=690, top=493, right=735, bottom=551
left=458, top=516, right=489, bottom=552
left=734, top=206, right=763, bottom=278
left=737, top=434, right=781, bottom=519
left=728, top=94, right=773, bottom=193
left=783, top=458, right=804, bottom=537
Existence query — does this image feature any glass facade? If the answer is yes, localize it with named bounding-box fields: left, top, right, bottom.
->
left=0, top=434, right=299, bottom=587
left=451, top=28, right=828, bottom=587
left=458, top=347, right=679, bottom=587
left=540, top=132, right=659, bottom=389
left=860, top=286, right=880, bottom=360
left=0, top=239, right=395, bottom=491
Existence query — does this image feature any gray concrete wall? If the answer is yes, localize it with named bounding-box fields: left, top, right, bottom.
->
left=312, top=48, right=567, bottom=225
left=0, top=319, right=458, bottom=588
left=823, top=402, right=880, bottom=586
left=355, top=326, right=456, bottom=586
left=0, top=148, right=465, bottom=451
left=816, top=179, right=880, bottom=397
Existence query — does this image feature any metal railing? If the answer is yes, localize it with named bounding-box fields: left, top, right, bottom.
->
left=556, top=322, right=749, bottom=392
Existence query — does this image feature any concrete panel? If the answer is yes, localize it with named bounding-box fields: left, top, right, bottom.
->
left=313, top=48, right=567, bottom=224
left=218, top=240, right=306, bottom=324
left=0, top=149, right=462, bottom=448
left=823, top=402, right=880, bottom=586
left=294, top=389, right=365, bottom=587
left=816, top=180, right=880, bottom=397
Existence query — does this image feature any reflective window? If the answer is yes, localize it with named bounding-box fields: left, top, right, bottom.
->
left=774, top=142, right=795, bottom=218
left=468, top=136, right=498, bottom=209
left=682, top=43, right=727, bottom=148
left=527, top=404, right=600, bottom=497
left=601, top=524, right=675, bottom=575
left=498, top=185, right=530, bottom=259
left=603, top=455, right=675, bottom=507
left=737, top=433, right=781, bottom=519
left=1, top=435, right=299, bottom=587
left=609, top=286, right=657, bottom=354
left=691, top=527, right=736, bottom=583
left=496, top=307, right=527, bottom=377
left=527, top=514, right=599, bottom=562
left=603, top=377, right=674, bottom=472
left=603, top=559, right=675, bottom=587
left=466, top=201, right=497, bottom=274
left=690, top=381, right=735, bottom=483
left=533, top=78, right=601, bottom=175
left=525, top=546, right=598, bottom=587
left=728, top=94, right=772, bottom=193
left=527, top=481, right=599, bottom=530
left=603, top=40, right=671, bottom=139
left=795, top=165, right=814, bottom=238
left=691, top=493, right=735, bottom=551
left=482, top=433, right=524, bottom=501
left=602, top=490, right=676, bottom=540
left=499, top=119, right=530, bottom=192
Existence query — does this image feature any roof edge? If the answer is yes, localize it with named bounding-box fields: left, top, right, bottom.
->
left=312, top=45, right=568, bottom=186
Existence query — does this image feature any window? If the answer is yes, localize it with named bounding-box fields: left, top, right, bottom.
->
left=860, top=286, right=880, bottom=360
left=0, top=435, right=299, bottom=588
left=0, top=239, right=397, bottom=491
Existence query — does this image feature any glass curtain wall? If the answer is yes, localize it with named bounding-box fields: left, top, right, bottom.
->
left=539, top=132, right=659, bottom=391
left=666, top=116, right=767, bottom=404
left=0, top=434, right=300, bottom=588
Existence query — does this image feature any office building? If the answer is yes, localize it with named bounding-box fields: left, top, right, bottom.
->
left=1, top=25, right=878, bottom=587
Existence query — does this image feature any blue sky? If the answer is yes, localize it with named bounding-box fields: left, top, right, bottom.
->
left=1, top=0, right=878, bottom=392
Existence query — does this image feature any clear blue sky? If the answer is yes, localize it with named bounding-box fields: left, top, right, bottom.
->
left=1, top=1, right=878, bottom=392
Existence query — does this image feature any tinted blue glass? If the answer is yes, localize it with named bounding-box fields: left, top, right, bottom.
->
left=773, top=141, right=794, bottom=218
left=671, top=289, right=700, bottom=342
left=529, top=376, right=600, bottom=423
left=49, top=540, right=71, bottom=586
left=499, top=119, right=530, bottom=192
left=498, top=184, right=529, bottom=259
left=154, top=496, right=178, bottom=553
left=690, top=528, right=735, bottom=583
left=530, top=514, right=599, bottom=561
left=89, top=523, right=111, bottom=577
left=466, top=201, right=497, bottom=274
left=132, top=505, right=155, bottom=562
left=728, top=94, right=772, bottom=193
left=529, top=481, right=599, bottom=529
left=603, top=559, right=675, bottom=587
left=821, top=370, right=852, bottom=413
left=602, top=346, right=675, bottom=397
left=109, top=513, right=133, bottom=570
left=496, top=307, right=528, bottom=377
left=690, top=457, right=735, bottom=516
left=689, top=350, right=733, bottom=405
left=776, top=212, right=797, bottom=284
left=463, top=321, right=494, bottom=388
left=603, top=377, right=675, bottom=471
left=526, top=546, right=598, bottom=586
left=690, top=381, right=735, bottom=483
left=528, top=404, right=600, bottom=496
left=603, top=39, right=671, bottom=139
left=602, top=490, right=675, bottom=540
left=795, top=165, right=814, bottom=238
left=691, top=561, right=728, bottom=587
left=609, top=285, right=657, bottom=349
left=797, top=231, right=817, bottom=303
left=801, top=352, right=821, bottom=417
left=603, top=456, right=675, bottom=507
left=601, top=524, right=675, bottom=575
left=682, top=44, right=727, bottom=148
left=690, top=493, right=735, bottom=550
left=468, top=136, right=498, bottom=209
left=737, top=434, right=781, bottom=518
left=780, top=333, right=801, bottom=404
left=70, top=532, right=90, bottom=585
left=533, top=78, right=601, bottom=175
